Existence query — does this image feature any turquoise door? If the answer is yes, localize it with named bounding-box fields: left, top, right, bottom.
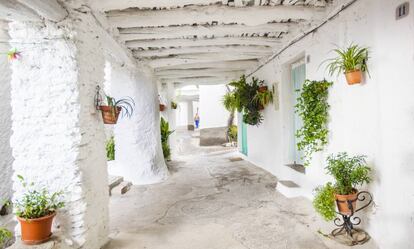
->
left=292, top=63, right=306, bottom=164
left=238, top=112, right=248, bottom=156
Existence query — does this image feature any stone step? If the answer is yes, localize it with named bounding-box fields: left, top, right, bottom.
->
left=276, top=179, right=313, bottom=199
left=284, top=162, right=306, bottom=174
left=108, top=175, right=124, bottom=196
left=112, top=181, right=133, bottom=195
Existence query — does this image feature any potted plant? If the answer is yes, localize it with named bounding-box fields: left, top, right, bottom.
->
left=325, top=44, right=369, bottom=85
left=99, top=96, right=135, bottom=124
left=171, top=101, right=178, bottom=110
left=14, top=175, right=64, bottom=245
left=0, top=227, right=12, bottom=249
left=258, top=80, right=267, bottom=93
left=106, top=136, right=115, bottom=161
left=254, top=88, right=273, bottom=110
left=313, top=153, right=371, bottom=221
left=160, top=117, right=174, bottom=161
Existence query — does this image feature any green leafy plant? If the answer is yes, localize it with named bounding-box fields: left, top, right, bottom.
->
left=295, top=79, right=333, bottom=166
left=14, top=175, right=64, bottom=220
left=254, top=89, right=273, bottom=107
left=104, top=95, right=135, bottom=118
left=225, top=75, right=267, bottom=126
left=0, top=227, right=12, bottom=248
left=313, top=152, right=371, bottom=220
left=313, top=183, right=336, bottom=221
left=106, top=136, right=115, bottom=161
left=325, top=44, right=369, bottom=76
left=228, top=125, right=238, bottom=143
left=171, top=101, right=178, bottom=110
left=160, top=117, right=174, bottom=160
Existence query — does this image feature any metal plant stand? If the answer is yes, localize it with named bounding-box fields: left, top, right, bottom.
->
left=330, top=191, right=373, bottom=246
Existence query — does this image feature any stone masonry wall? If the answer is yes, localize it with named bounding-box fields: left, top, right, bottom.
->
left=0, top=21, right=13, bottom=210
left=8, top=11, right=109, bottom=249
left=106, top=61, right=169, bottom=184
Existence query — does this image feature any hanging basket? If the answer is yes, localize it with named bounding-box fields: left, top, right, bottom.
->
left=100, top=106, right=122, bottom=124
left=160, top=104, right=166, bottom=112
left=345, top=70, right=362, bottom=85
left=258, top=85, right=268, bottom=93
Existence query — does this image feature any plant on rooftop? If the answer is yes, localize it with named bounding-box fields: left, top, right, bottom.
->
left=295, top=79, right=332, bottom=166
left=99, top=95, right=135, bottom=124
left=0, top=227, right=12, bottom=249
left=106, top=136, right=115, bottom=161
left=313, top=152, right=371, bottom=221
left=15, top=175, right=64, bottom=245
left=324, top=44, right=369, bottom=85
left=224, top=75, right=271, bottom=126
left=160, top=117, right=174, bottom=161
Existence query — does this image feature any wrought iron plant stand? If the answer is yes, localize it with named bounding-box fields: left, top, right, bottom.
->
left=330, top=191, right=373, bottom=246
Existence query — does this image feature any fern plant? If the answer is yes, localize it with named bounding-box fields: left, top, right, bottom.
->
left=295, top=79, right=333, bottom=166
left=254, top=89, right=273, bottom=107
left=325, top=44, right=369, bottom=76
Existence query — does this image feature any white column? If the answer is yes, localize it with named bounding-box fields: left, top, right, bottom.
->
left=9, top=16, right=108, bottom=248
left=106, top=61, right=169, bottom=185
left=187, top=100, right=194, bottom=130
left=0, top=21, right=13, bottom=211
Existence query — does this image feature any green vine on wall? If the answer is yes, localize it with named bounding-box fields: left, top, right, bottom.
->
left=295, top=79, right=333, bottom=166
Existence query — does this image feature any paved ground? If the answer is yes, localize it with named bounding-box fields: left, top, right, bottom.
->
left=106, top=129, right=376, bottom=249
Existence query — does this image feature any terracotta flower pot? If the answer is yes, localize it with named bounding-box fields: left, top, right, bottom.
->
left=258, top=86, right=268, bottom=93
left=159, top=104, right=166, bottom=112
left=17, top=212, right=56, bottom=245
left=335, top=189, right=358, bottom=216
left=258, top=104, right=265, bottom=111
left=345, top=70, right=362, bottom=85
left=100, top=106, right=121, bottom=124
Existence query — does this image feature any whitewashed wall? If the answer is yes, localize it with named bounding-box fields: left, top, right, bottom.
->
left=199, top=84, right=228, bottom=129
left=245, top=0, right=414, bottom=248
left=0, top=21, right=13, bottom=209
left=105, top=61, right=168, bottom=185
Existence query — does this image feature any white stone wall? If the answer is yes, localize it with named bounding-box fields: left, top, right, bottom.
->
left=105, top=61, right=169, bottom=184
left=199, top=84, right=228, bottom=129
left=9, top=11, right=109, bottom=248
left=245, top=0, right=414, bottom=248
left=0, top=21, right=13, bottom=209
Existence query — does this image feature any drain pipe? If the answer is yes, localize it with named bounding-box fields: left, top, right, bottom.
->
left=246, top=0, right=359, bottom=77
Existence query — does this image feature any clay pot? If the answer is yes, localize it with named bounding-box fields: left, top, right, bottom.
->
left=17, top=212, right=56, bottom=245
left=100, top=106, right=121, bottom=124
left=258, top=104, right=265, bottom=111
left=335, top=189, right=358, bottom=216
left=159, top=104, right=166, bottom=112
left=258, top=86, right=268, bottom=93
left=345, top=69, right=362, bottom=85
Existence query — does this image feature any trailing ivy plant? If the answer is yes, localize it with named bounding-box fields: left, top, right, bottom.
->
left=106, top=136, right=115, bottom=161
left=295, top=79, right=333, bottom=166
left=313, top=182, right=336, bottom=221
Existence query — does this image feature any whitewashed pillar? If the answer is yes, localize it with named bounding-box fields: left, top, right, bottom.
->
left=0, top=21, right=13, bottom=211
left=9, top=17, right=109, bottom=249
left=106, top=62, right=169, bottom=184
left=187, top=100, right=195, bottom=130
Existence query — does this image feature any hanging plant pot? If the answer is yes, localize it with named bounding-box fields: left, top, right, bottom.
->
left=345, top=70, right=362, bottom=85
left=335, top=189, right=358, bottom=215
left=100, top=106, right=121, bottom=124
left=160, top=104, right=166, bottom=112
left=258, top=104, right=265, bottom=111
left=17, top=212, right=56, bottom=245
left=258, top=85, right=268, bottom=93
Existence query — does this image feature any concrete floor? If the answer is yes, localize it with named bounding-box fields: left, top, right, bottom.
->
left=106, top=129, right=376, bottom=249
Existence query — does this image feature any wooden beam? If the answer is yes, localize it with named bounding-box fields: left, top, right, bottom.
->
left=154, top=59, right=258, bottom=70
left=0, top=0, right=41, bottom=21
left=126, top=37, right=281, bottom=49
left=107, top=5, right=324, bottom=28
left=17, top=0, right=68, bottom=22
left=157, top=70, right=243, bottom=79
left=94, top=0, right=226, bottom=12
left=155, top=68, right=245, bottom=77
left=119, top=23, right=292, bottom=41
left=162, top=76, right=236, bottom=85
left=145, top=54, right=265, bottom=68
left=133, top=45, right=273, bottom=58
